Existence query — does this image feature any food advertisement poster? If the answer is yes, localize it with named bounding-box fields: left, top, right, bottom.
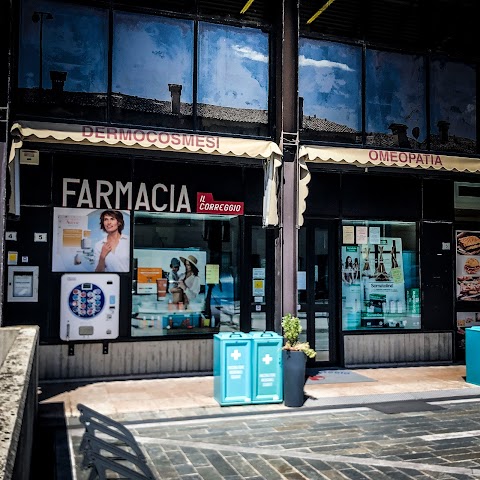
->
left=456, top=311, right=480, bottom=328
left=456, top=230, right=480, bottom=301
left=52, top=208, right=131, bottom=272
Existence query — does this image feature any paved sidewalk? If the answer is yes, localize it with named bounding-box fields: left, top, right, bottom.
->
left=39, top=364, right=480, bottom=420
left=39, top=365, right=480, bottom=480
left=36, top=364, right=480, bottom=480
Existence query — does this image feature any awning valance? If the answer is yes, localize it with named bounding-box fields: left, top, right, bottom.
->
left=10, top=121, right=282, bottom=225
left=11, top=121, right=282, bottom=160
left=299, top=145, right=480, bottom=173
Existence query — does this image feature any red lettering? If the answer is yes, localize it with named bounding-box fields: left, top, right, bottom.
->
left=184, top=135, right=194, bottom=146
left=171, top=134, right=181, bottom=145
left=206, top=137, right=216, bottom=148
left=146, top=131, right=156, bottom=143
left=133, top=130, right=145, bottom=142
left=158, top=133, right=170, bottom=144
left=196, top=136, right=205, bottom=147
left=368, top=150, right=378, bottom=161
left=82, top=126, right=93, bottom=137
left=379, top=150, right=389, bottom=161
left=118, top=129, right=132, bottom=141
left=106, top=127, right=117, bottom=139
left=95, top=127, right=105, bottom=139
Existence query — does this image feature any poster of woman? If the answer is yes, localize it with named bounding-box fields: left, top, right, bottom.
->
left=52, top=207, right=131, bottom=272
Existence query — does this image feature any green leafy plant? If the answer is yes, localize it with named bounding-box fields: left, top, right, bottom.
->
left=281, top=313, right=316, bottom=358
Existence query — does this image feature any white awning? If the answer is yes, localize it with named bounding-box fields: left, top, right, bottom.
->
left=10, top=121, right=282, bottom=225
left=299, top=145, right=480, bottom=173
left=298, top=156, right=311, bottom=227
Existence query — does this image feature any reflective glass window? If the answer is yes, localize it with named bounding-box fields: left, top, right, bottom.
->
left=341, top=220, right=420, bottom=331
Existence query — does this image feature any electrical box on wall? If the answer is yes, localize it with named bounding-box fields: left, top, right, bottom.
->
left=60, top=273, right=120, bottom=341
left=7, top=266, right=39, bottom=302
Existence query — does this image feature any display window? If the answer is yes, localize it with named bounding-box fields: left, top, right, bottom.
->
left=341, top=220, right=421, bottom=331
left=131, top=212, right=240, bottom=336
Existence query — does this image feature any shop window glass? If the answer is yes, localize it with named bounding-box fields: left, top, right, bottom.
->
left=197, top=22, right=269, bottom=137
left=430, top=57, right=476, bottom=154
left=131, top=212, right=240, bottom=336
left=17, top=0, right=108, bottom=121
left=299, top=38, right=362, bottom=144
left=341, top=220, right=421, bottom=331
left=366, top=49, right=426, bottom=150
left=112, top=12, right=194, bottom=129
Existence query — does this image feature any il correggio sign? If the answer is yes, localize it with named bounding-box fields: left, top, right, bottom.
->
left=62, top=178, right=192, bottom=212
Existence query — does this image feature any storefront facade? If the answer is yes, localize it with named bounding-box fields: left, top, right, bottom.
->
left=5, top=122, right=280, bottom=379
left=2, top=0, right=480, bottom=379
left=296, top=148, right=480, bottom=367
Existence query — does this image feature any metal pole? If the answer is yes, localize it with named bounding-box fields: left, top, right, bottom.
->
left=39, top=15, right=43, bottom=90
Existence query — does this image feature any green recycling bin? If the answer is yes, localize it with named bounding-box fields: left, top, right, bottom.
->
left=251, top=331, right=283, bottom=404
left=214, top=332, right=252, bottom=406
left=466, top=326, right=480, bottom=386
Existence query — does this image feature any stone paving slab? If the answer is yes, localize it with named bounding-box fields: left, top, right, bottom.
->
left=67, top=397, right=480, bottom=479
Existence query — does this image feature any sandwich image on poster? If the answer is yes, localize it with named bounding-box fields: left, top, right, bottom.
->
left=456, top=231, right=480, bottom=300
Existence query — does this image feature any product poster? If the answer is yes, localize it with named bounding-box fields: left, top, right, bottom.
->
left=342, top=225, right=355, bottom=244
left=341, top=245, right=362, bottom=330
left=52, top=208, right=131, bottom=272
left=456, top=230, right=480, bottom=301
left=360, top=237, right=406, bottom=328
left=342, top=238, right=409, bottom=330
left=131, top=249, right=207, bottom=337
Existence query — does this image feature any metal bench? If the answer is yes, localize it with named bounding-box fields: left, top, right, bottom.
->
left=77, top=403, right=156, bottom=480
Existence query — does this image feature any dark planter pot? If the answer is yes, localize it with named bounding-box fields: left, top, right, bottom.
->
left=282, top=350, right=307, bottom=407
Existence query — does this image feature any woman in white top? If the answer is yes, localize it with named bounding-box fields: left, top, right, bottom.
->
left=177, top=255, right=201, bottom=307
left=94, top=209, right=130, bottom=272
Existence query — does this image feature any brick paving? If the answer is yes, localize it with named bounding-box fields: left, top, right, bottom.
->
left=67, top=398, right=480, bottom=479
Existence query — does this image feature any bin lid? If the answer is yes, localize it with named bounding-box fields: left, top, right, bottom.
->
left=214, top=332, right=252, bottom=340
left=250, top=331, right=282, bottom=339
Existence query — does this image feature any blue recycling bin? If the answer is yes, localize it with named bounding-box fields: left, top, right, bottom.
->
left=251, top=332, right=283, bottom=404
left=214, top=332, right=252, bottom=406
left=466, top=326, right=480, bottom=386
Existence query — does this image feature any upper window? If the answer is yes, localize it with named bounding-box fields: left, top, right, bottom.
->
left=112, top=12, right=194, bottom=129
left=366, top=49, right=426, bottom=150
left=197, top=22, right=269, bottom=136
left=16, top=2, right=271, bottom=136
left=17, top=0, right=108, bottom=120
left=299, top=38, right=362, bottom=144
left=430, top=57, right=476, bottom=154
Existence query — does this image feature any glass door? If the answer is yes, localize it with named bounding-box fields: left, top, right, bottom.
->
left=298, top=221, right=338, bottom=365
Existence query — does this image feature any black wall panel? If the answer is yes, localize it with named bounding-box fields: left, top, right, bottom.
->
left=421, top=221, right=454, bottom=331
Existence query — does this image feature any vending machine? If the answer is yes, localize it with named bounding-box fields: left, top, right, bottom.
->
left=60, top=273, right=120, bottom=341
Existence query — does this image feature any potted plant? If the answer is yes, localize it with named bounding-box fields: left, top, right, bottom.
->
left=281, top=313, right=316, bottom=407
